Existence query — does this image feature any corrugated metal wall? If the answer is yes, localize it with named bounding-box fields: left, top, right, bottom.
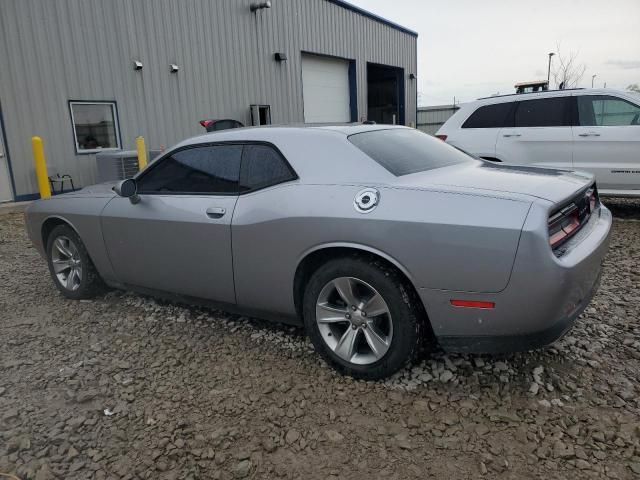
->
left=0, top=0, right=417, bottom=199
left=417, top=105, right=459, bottom=135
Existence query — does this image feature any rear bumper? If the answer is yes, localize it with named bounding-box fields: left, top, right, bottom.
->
left=419, top=205, right=612, bottom=353
left=437, top=270, right=601, bottom=353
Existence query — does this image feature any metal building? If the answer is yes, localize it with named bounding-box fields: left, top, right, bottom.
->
left=417, top=105, right=459, bottom=135
left=0, top=0, right=418, bottom=202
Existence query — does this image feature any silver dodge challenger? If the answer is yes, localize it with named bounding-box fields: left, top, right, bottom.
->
left=25, top=125, right=612, bottom=379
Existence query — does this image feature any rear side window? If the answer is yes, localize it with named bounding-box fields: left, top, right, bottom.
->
left=349, top=128, right=476, bottom=177
left=514, top=97, right=570, bottom=127
left=577, top=95, right=640, bottom=126
left=462, top=102, right=514, bottom=128
left=239, top=144, right=296, bottom=192
left=137, top=145, right=242, bottom=194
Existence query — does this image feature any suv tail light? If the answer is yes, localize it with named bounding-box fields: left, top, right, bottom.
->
left=548, top=186, right=599, bottom=250
left=435, top=134, right=447, bottom=141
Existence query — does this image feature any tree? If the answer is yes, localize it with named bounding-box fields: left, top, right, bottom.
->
left=551, top=44, right=586, bottom=89
left=628, top=84, right=640, bottom=93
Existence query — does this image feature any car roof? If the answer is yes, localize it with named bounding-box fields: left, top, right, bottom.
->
left=471, top=88, right=629, bottom=106
left=178, top=123, right=407, bottom=146
left=168, top=124, right=409, bottom=185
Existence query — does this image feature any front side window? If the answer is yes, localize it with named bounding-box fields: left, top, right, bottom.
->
left=137, top=145, right=242, bottom=194
left=514, top=97, right=570, bottom=127
left=69, top=101, right=120, bottom=153
left=239, top=145, right=296, bottom=192
left=578, top=95, right=640, bottom=126
left=462, top=102, right=514, bottom=128
left=349, top=128, right=476, bottom=177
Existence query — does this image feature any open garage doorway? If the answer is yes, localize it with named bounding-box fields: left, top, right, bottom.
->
left=367, top=63, right=405, bottom=125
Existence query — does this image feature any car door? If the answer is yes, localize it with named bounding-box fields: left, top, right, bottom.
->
left=231, top=143, right=300, bottom=314
left=100, top=143, right=242, bottom=303
left=573, top=94, right=640, bottom=193
left=496, top=96, right=573, bottom=169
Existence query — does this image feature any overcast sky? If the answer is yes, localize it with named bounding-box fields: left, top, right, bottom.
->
left=349, top=0, right=640, bottom=106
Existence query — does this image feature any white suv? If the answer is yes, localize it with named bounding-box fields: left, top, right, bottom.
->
left=436, top=88, right=640, bottom=197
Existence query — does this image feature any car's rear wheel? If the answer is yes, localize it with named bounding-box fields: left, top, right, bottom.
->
left=46, top=224, right=103, bottom=300
left=303, top=256, right=423, bottom=380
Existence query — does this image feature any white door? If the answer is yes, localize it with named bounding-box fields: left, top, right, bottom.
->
left=573, top=94, right=640, bottom=194
left=496, top=96, right=573, bottom=169
left=301, top=54, right=351, bottom=123
left=0, top=126, right=13, bottom=202
left=447, top=102, right=515, bottom=160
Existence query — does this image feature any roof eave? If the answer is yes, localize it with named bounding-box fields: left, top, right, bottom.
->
left=326, top=0, right=418, bottom=37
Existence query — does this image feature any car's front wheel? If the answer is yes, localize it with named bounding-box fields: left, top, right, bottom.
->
left=46, top=224, right=103, bottom=300
left=303, top=256, right=423, bottom=380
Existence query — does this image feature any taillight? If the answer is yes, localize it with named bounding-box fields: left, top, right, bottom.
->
left=200, top=119, right=214, bottom=128
left=435, top=134, right=447, bottom=141
left=548, top=205, right=580, bottom=249
left=587, top=187, right=598, bottom=213
left=549, top=185, right=599, bottom=251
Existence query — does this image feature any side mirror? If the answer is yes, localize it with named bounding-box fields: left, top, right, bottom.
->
left=113, top=178, right=140, bottom=204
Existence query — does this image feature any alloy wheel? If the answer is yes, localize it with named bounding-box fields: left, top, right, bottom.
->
left=51, top=235, right=83, bottom=291
left=315, top=276, right=393, bottom=365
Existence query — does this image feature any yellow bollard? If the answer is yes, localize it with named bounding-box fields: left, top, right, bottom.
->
left=32, top=136, right=51, bottom=199
left=136, top=136, right=148, bottom=171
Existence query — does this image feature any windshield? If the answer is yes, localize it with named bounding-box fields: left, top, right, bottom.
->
left=348, top=128, right=476, bottom=176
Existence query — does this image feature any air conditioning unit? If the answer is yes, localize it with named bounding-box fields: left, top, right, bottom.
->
left=95, top=149, right=161, bottom=183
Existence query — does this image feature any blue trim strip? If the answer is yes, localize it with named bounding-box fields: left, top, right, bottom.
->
left=0, top=102, right=17, bottom=201
left=15, top=188, right=78, bottom=202
left=326, top=0, right=418, bottom=37
left=15, top=192, right=40, bottom=202
left=348, top=61, right=358, bottom=122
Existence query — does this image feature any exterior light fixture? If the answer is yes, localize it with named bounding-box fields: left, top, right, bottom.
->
left=133, top=60, right=143, bottom=71
left=274, top=52, right=287, bottom=62
left=170, top=64, right=180, bottom=73
left=250, top=1, right=271, bottom=12
left=409, top=73, right=416, bottom=80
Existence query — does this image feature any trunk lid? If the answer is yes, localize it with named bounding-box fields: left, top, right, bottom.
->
left=393, top=161, right=594, bottom=204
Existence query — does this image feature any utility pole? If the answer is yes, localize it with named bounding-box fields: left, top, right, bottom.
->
left=547, top=52, right=555, bottom=88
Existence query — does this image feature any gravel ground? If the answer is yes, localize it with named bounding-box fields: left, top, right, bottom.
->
left=1, top=200, right=639, bottom=480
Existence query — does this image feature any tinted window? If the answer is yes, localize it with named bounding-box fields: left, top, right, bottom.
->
left=578, top=95, right=640, bottom=126
left=514, top=97, right=570, bottom=127
left=239, top=145, right=296, bottom=191
left=137, top=145, right=242, bottom=194
left=462, top=102, right=514, bottom=128
left=349, top=128, right=476, bottom=177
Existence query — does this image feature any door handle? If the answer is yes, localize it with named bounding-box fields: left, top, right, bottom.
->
left=206, top=207, right=226, bottom=219
left=578, top=133, right=600, bottom=137
left=503, top=133, right=521, bottom=137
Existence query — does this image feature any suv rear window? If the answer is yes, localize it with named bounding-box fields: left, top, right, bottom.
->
left=462, top=102, right=514, bottom=128
left=348, top=128, right=476, bottom=177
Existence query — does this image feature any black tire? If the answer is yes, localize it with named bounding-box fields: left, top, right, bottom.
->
left=46, top=224, right=104, bottom=300
left=303, top=255, right=424, bottom=380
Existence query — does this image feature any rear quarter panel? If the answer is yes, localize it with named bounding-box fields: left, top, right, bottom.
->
left=232, top=183, right=532, bottom=317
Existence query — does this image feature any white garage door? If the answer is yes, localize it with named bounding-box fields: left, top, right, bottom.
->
left=301, top=54, right=351, bottom=123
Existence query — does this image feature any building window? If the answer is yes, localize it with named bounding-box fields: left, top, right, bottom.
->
left=250, top=105, right=271, bottom=126
left=69, top=101, right=121, bottom=154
